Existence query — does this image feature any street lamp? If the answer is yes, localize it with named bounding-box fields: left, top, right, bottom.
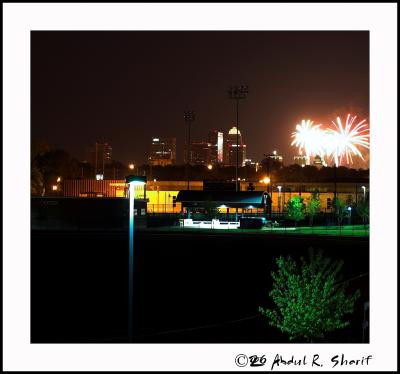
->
left=125, top=175, right=147, bottom=341
left=228, top=85, right=248, bottom=192
left=361, top=185, right=366, bottom=200
left=260, top=176, right=270, bottom=185
left=184, top=110, right=196, bottom=190
left=277, top=185, right=282, bottom=212
left=207, top=164, right=213, bottom=170
left=347, top=206, right=352, bottom=225
left=129, top=163, right=135, bottom=170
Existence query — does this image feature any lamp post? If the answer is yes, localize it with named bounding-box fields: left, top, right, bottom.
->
left=125, top=175, right=147, bottom=342
left=347, top=206, right=352, bottom=225
left=184, top=110, right=196, bottom=190
left=228, top=85, right=248, bottom=192
left=260, top=176, right=271, bottom=220
left=277, top=185, right=282, bottom=213
left=361, top=185, right=366, bottom=201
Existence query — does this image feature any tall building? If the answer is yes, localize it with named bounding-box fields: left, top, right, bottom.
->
left=312, top=155, right=327, bottom=168
left=226, top=126, right=247, bottom=166
left=191, top=141, right=212, bottom=165
left=90, top=142, right=112, bottom=175
left=148, top=137, right=176, bottom=166
left=293, top=155, right=307, bottom=167
left=208, top=130, right=224, bottom=164
left=265, top=150, right=283, bottom=163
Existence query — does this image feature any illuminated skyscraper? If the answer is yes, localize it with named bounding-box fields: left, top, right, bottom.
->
left=226, top=126, right=246, bottom=166
left=208, top=130, right=224, bottom=164
left=148, top=137, right=176, bottom=166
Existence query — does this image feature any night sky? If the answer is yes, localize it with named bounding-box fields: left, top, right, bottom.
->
left=31, top=31, right=369, bottom=165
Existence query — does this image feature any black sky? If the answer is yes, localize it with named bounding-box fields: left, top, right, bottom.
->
left=31, top=31, right=369, bottom=165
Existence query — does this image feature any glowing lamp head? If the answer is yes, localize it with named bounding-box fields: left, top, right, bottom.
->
left=57, top=177, right=61, bottom=182
left=347, top=206, right=352, bottom=211
left=273, top=150, right=277, bottom=155
left=52, top=185, right=58, bottom=191
left=129, top=164, right=135, bottom=170
left=126, top=175, right=147, bottom=186
left=207, top=164, right=213, bottom=170
left=277, top=185, right=282, bottom=191
left=262, top=177, right=270, bottom=184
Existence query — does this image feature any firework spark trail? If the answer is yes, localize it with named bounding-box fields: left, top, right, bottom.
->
left=325, top=114, right=370, bottom=166
left=291, top=120, right=325, bottom=165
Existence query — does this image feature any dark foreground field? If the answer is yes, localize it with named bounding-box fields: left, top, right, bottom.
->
left=31, top=230, right=369, bottom=343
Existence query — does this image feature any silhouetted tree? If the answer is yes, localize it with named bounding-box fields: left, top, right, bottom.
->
left=31, top=140, right=49, bottom=195
left=333, top=198, right=348, bottom=226
left=356, top=200, right=369, bottom=228
left=36, top=149, right=80, bottom=194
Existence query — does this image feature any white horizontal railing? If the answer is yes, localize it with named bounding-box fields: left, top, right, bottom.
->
left=179, top=219, right=240, bottom=229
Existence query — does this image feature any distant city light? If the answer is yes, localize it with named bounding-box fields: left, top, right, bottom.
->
left=207, top=164, right=213, bottom=170
left=273, top=150, right=277, bottom=155
left=260, top=177, right=270, bottom=184
left=153, top=138, right=159, bottom=142
left=96, top=174, right=104, bottom=180
left=52, top=185, right=58, bottom=191
left=153, top=178, right=157, bottom=182
left=56, top=177, right=61, bottom=183
left=129, top=164, right=135, bottom=170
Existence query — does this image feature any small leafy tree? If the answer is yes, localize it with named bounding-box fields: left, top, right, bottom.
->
left=333, top=198, right=348, bottom=226
left=356, top=200, right=369, bottom=228
left=306, top=190, right=321, bottom=226
left=286, top=196, right=305, bottom=227
left=259, top=249, right=360, bottom=342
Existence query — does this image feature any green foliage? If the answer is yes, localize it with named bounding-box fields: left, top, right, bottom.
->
left=333, top=198, right=348, bottom=226
left=259, top=248, right=360, bottom=342
left=356, top=200, right=369, bottom=228
left=286, top=196, right=305, bottom=226
left=306, top=190, right=321, bottom=226
left=204, top=199, right=220, bottom=220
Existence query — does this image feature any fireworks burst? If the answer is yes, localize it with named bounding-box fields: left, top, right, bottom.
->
left=290, top=114, right=370, bottom=166
left=291, top=120, right=326, bottom=165
left=325, top=114, right=370, bottom=166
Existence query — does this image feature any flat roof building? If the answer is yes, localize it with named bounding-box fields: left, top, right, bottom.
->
left=149, top=137, right=176, bottom=166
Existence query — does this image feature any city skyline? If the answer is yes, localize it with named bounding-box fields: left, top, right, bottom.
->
left=31, top=31, right=369, bottom=166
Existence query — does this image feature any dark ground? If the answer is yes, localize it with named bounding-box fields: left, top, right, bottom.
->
left=31, top=230, right=369, bottom=343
